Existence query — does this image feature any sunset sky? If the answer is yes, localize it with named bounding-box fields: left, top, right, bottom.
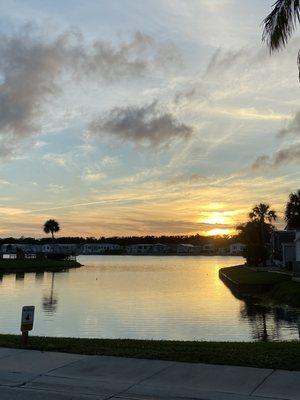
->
left=0, top=0, right=299, bottom=237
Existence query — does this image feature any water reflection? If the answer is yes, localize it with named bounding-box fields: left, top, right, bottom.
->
left=15, top=272, right=25, bottom=281
left=0, top=255, right=299, bottom=340
left=42, top=272, right=58, bottom=314
left=35, top=272, right=44, bottom=281
left=240, top=300, right=300, bottom=341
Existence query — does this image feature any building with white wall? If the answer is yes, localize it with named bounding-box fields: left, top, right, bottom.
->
left=126, top=244, right=153, bottom=255
left=229, top=243, right=246, bottom=255
left=81, top=243, right=122, bottom=254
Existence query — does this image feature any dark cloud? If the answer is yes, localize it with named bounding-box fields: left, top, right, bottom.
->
left=278, top=111, right=300, bottom=137
left=87, top=101, right=193, bottom=148
left=0, top=26, right=179, bottom=159
left=251, top=143, right=300, bottom=170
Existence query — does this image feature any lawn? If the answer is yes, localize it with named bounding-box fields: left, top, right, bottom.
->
left=0, top=334, right=300, bottom=371
left=220, top=265, right=300, bottom=308
left=219, top=266, right=289, bottom=285
left=0, top=258, right=81, bottom=272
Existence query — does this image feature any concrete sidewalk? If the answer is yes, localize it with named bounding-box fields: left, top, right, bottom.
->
left=0, top=347, right=299, bottom=400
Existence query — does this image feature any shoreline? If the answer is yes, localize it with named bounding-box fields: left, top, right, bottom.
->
left=0, top=258, right=82, bottom=273
left=219, top=265, right=300, bottom=308
left=0, top=334, right=300, bottom=370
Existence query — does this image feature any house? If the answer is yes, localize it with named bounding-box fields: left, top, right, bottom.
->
left=1, top=243, right=42, bottom=254
left=218, top=246, right=229, bottom=255
left=126, top=244, right=153, bottom=255
left=294, top=231, right=300, bottom=275
left=177, top=244, right=194, bottom=254
left=271, top=230, right=296, bottom=261
left=191, top=245, right=203, bottom=255
left=202, top=243, right=215, bottom=254
left=152, top=243, right=170, bottom=254
left=282, top=243, right=296, bottom=270
left=230, top=243, right=246, bottom=255
left=81, top=243, right=122, bottom=254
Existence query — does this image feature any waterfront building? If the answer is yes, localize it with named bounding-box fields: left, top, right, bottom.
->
left=229, top=243, right=246, bottom=255
left=152, top=243, right=170, bottom=254
left=81, top=243, right=122, bottom=254
left=218, top=246, right=229, bottom=255
left=282, top=243, right=296, bottom=270
left=126, top=244, right=153, bottom=255
left=270, top=230, right=296, bottom=261
left=177, top=244, right=194, bottom=254
left=202, top=243, right=215, bottom=254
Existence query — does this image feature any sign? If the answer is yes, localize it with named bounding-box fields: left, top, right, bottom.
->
left=21, top=306, right=35, bottom=332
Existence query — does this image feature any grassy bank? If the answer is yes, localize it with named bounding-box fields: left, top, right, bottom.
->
left=0, top=334, right=300, bottom=370
left=220, top=265, right=300, bottom=308
left=0, top=258, right=81, bottom=273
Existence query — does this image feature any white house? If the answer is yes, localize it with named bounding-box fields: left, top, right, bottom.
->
left=152, top=243, right=170, bottom=254
left=81, top=243, right=122, bottom=254
left=230, top=243, right=246, bottom=255
left=126, top=244, right=153, bottom=255
left=294, top=231, right=300, bottom=274
left=1, top=243, right=42, bottom=253
left=177, top=244, right=194, bottom=254
left=282, top=242, right=296, bottom=270
left=202, top=243, right=215, bottom=254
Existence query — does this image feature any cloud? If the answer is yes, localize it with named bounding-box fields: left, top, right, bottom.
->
left=0, top=26, right=179, bottom=159
left=42, top=153, right=68, bottom=167
left=46, top=184, right=64, bottom=193
left=205, top=47, right=268, bottom=76
left=278, top=110, right=300, bottom=137
left=82, top=171, right=106, bottom=182
left=87, top=101, right=193, bottom=148
left=252, top=142, right=300, bottom=170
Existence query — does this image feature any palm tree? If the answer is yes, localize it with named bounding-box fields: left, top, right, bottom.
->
left=249, top=204, right=277, bottom=263
left=262, top=1, right=300, bottom=77
left=263, top=1, right=300, bottom=52
left=285, top=190, right=300, bottom=229
left=43, top=219, right=60, bottom=242
left=249, top=203, right=277, bottom=225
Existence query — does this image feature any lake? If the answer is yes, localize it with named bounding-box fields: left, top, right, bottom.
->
left=0, top=255, right=299, bottom=341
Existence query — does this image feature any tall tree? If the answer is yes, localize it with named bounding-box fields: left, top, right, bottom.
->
left=43, top=219, right=60, bottom=242
left=285, top=190, right=300, bottom=229
left=263, top=0, right=300, bottom=52
left=249, top=203, right=277, bottom=225
left=238, top=204, right=277, bottom=266
left=262, top=0, right=300, bottom=77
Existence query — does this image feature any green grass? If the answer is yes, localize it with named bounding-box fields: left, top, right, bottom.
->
left=1, top=334, right=300, bottom=370
left=220, top=266, right=290, bottom=285
left=0, top=258, right=81, bottom=272
left=220, top=265, right=300, bottom=308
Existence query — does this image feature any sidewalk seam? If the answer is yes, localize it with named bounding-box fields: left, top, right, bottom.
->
left=102, top=362, right=175, bottom=400
left=249, top=369, right=276, bottom=396
left=20, top=355, right=92, bottom=388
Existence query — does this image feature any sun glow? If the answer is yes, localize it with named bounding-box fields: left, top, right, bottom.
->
left=199, top=211, right=233, bottom=225
left=206, top=228, right=233, bottom=236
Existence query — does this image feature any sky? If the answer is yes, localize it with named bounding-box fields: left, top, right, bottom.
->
left=0, top=0, right=299, bottom=238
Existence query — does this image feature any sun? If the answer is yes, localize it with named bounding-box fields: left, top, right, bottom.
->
left=200, top=212, right=229, bottom=225
left=206, top=228, right=232, bottom=236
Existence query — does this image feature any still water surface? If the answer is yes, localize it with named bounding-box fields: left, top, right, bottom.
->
left=0, top=255, right=299, bottom=341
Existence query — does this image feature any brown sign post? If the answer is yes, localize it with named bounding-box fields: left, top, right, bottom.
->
left=20, top=306, right=35, bottom=346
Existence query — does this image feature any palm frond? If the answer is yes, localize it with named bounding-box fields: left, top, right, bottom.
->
left=262, top=0, right=300, bottom=52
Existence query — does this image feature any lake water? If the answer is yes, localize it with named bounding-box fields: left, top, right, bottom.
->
left=0, top=255, right=299, bottom=341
